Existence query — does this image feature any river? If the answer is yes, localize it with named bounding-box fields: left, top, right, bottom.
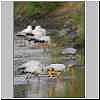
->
left=13, top=34, right=85, bottom=98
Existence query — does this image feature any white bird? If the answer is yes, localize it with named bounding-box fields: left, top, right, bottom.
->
left=18, top=60, right=43, bottom=79
left=16, top=25, right=33, bottom=38
left=35, top=26, right=46, bottom=36
left=46, top=64, right=66, bottom=72
left=32, top=26, right=46, bottom=38
left=22, top=25, right=32, bottom=34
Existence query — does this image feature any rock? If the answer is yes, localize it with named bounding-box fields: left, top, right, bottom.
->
left=62, top=47, right=77, bottom=54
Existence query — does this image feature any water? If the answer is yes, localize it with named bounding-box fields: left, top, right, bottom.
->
left=14, top=35, right=85, bottom=98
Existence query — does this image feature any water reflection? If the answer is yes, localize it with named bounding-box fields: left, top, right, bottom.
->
left=68, top=79, right=79, bottom=97
left=14, top=85, right=27, bottom=98
left=14, top=67, right=84, bottom=98
left=26, top=78, right=40, bottom=98
left=48, top=80, right=56, bottom=97
left=14, top=39, right=84, bottom=98
left=67, top=67, right=79, bottom=97
left=25, top=77, right=49, bottom=98
left=47, top=67, right=79, bottom=98
left=48, top=78, right=65, bottom=97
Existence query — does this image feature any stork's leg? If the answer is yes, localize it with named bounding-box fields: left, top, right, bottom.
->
left=25, top=73, right=32, bottom=80
left=25, top=73, right=29, bottom=80
left=38, top=75, right=40, bottom=81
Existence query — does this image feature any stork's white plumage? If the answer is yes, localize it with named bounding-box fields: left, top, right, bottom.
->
left=35, top=26, right=46, bottom=36
left=19, top=60, right=43, bottom=74
left=32, top=26, right=46, bottom=37
left=46, top=64, right=66, bottom=72
left=22, top=25, right=32, bottom=33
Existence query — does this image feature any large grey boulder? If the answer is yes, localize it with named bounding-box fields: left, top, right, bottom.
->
left=62, top=47, right=77, bottom=55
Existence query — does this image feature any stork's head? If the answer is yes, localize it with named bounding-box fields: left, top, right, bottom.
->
left=35, top=26, right=41, bottom=30
left=27, top=25, right=32, bottom=29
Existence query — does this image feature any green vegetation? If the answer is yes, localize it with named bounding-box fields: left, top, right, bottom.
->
left=14, top=2, right=63, bottom=17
